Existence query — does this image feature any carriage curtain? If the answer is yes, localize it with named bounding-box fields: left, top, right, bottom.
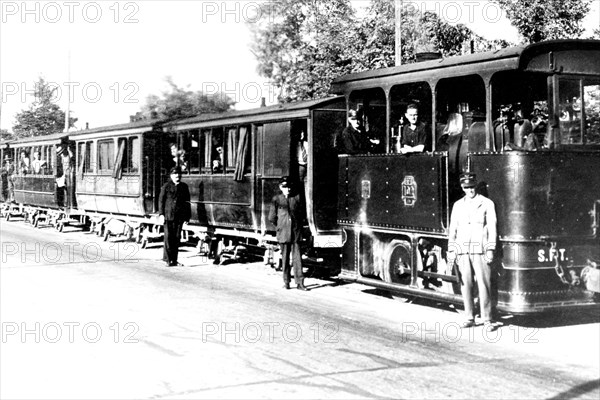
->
left=227, top=128, right=238, bottom=167
left=78, top=143, right=87, bottom=179
left=234, top=126, right=249, bottom=181
left=112, top=139, right=126, bottom=179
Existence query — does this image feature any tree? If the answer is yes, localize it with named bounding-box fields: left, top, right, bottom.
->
left=494, top=0, right=592, bottom=43
left=12, top=77, right=77, bottom=138
left=140, top=76, right=235, bottom=120
left=1, top=129, right=13, bottom=141
left=249, top=0, right=358, bottom=102
left=250, top=0, right=511, bottom=102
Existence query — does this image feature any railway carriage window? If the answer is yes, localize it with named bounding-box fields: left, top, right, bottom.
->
left=43, top=146, right=53, bottom=172
left=558, top=78, right=600, bottom=145
left=128, top=137, right=139, bottom=173
left=211, top=128, right=224, bottom=174
left=98, top=139, right=115, bottom=173
left=201, top=130, right=212, bottom=173
left=348, top=88, right=386, bottom=153
left=77, top=141, right=92, bottom=177
left=182, top=129, right=201, bottom=174
left=390, top=82, right=433, bottom=153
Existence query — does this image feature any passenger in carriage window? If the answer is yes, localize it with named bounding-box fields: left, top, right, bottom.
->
left=169, top=142, right=188, bottom=173
left=31, top=150, right=47, bottom=174
left=19, top=150, right=30, bottom=174
left=212, top=146, right=224, bottom=173
left=2, top=156, right=15, bottom=202
left=399, top=103, right=431, bottom=154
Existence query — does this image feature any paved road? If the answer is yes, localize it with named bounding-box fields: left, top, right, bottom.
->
left=1, top=219, right=599, bottom=399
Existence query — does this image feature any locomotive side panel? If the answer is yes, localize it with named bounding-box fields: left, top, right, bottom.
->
left=338, top=154, right=447, bottom=232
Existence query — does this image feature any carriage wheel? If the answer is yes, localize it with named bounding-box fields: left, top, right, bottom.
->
left=5, top=213, right=10, bottom=222
left=34, top=217, right=40, bottom=228
left=58, top=223, right=64, bottom=233
left=103, top=231, right=110, bottom=242
left=141, top=238, right=148, bottom=249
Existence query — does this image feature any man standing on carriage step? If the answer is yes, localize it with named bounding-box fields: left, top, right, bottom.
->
left=159, top=166, right=191, bottom=267
left=268, top=176, right=308, bottom=291
left=447, top=172, right=498, bottom=330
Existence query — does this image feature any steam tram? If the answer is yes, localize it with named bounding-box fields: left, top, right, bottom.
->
left=331, top=40, right=600, bottom=313
left=2, top=39, right=599, bottom=314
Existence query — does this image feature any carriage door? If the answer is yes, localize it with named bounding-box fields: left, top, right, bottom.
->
left=143, top=134, right=163, bottom=214
left=257, top=121, right=291, bottom=232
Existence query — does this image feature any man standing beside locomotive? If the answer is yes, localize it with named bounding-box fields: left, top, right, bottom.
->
left=159, top=167, right=191, bottom=267
left=447, top=172, right=498, bottom=330
left=268, top=177, right=308, bottom=291
left=399, top=103, right=431, bottom=154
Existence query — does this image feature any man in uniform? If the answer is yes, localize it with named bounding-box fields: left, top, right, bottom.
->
left=447, top=172, right=497, bottom=329
left=159, top=167, right=191, bottom=267
left=268, top=176, right=308, bottom=291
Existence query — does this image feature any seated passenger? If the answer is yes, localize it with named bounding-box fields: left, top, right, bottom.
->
left=399, top=103, right=431, bottom=154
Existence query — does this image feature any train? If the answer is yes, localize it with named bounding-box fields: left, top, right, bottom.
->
left=1, top=39, right=599, bottom=314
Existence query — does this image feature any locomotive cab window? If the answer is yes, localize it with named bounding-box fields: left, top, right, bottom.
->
left=492, top=70, right=548, bottom=151
left=557, top=78, right=600, bottom=146
left=390, top=82, right=433, bottom=153
left=348, top=88, right=386, bottom=154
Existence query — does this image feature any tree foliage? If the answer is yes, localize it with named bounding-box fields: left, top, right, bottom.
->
left=140, top=76, right=236, bottom=120
left=494, top=0, right=592, bottom=43
left=250, top=0, right=510, bottom=103
left=1, top=129, right=12, bottom=140
left=12, top=77, right=77, bottom=138
left=250, top=0, right=358, bottom=102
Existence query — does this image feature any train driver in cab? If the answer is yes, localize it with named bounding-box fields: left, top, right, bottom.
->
left=398, top=103, right=431, bottom=154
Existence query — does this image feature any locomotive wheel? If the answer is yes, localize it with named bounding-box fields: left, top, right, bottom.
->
left=383, top=240, right=413, bottom=286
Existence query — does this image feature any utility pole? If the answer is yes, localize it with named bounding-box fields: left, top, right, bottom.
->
left=395, top=0, right=403, bottom=66
left=64, top=49, right=71, bottom=133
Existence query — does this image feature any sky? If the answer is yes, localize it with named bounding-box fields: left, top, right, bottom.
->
left=1, top=0, right=599, bottom=132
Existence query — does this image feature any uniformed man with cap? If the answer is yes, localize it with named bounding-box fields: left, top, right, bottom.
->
left=158, top=166, right=191, bottom=267
left=268, top=176, right=308, bottom=291
left=447, top=172, right=498, bottom=329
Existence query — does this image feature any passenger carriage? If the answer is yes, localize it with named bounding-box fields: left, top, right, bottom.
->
left=72, top=119, right=166, bottom=243
left=331, top=40, right=600, bottom=313
left=6, top=132, right=80, bottom=227
left=164, top=98, right=346, bottom=269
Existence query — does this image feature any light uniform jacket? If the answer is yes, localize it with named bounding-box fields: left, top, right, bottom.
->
left=268, top=193, right=303, bottom=243
left=448, top=194, right=497, bottom=255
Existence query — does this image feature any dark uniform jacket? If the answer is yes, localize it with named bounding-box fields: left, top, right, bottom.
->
left=268, top=193, right=303, bottom=243
left=336, top=125, right=369, bottom=154
left=159, top=181, right=191, bottom=222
